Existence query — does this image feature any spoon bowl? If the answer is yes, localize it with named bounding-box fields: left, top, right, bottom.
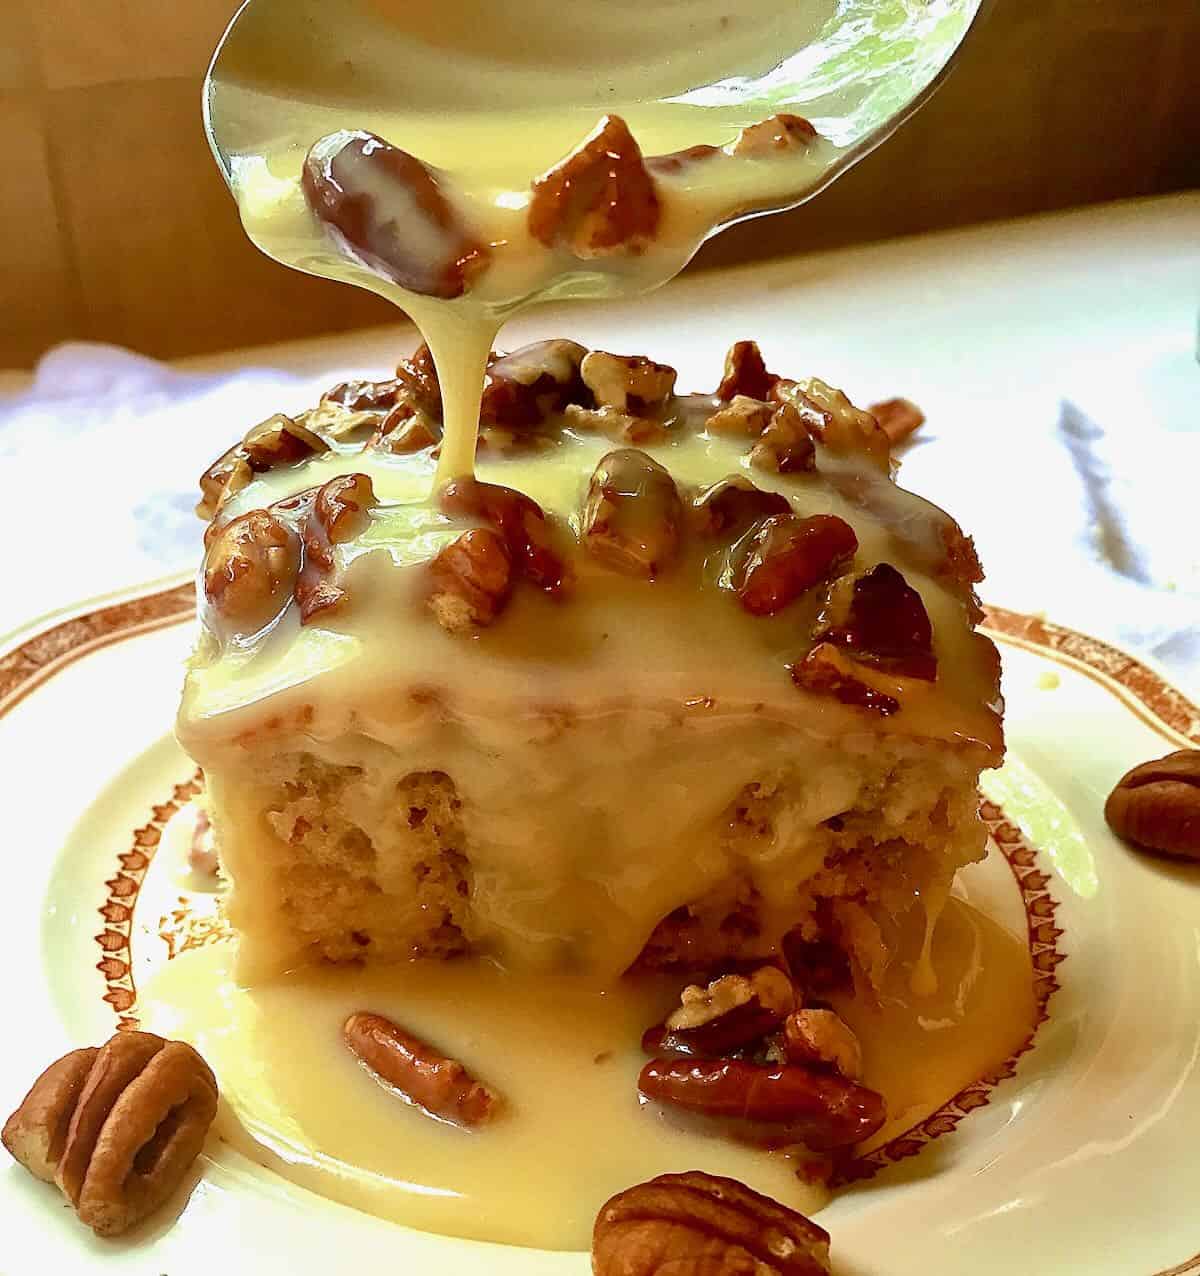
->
left=205, top=0, right=991, bottom=229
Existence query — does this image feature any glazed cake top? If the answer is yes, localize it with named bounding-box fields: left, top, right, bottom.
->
left=178, top=338, right=1002, bottom=761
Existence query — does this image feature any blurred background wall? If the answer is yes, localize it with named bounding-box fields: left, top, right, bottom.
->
left=3, top=0, right=1198, bottom=369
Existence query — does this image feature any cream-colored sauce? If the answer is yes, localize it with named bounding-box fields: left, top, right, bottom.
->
left=140, top=893, right=1032, bottom=1248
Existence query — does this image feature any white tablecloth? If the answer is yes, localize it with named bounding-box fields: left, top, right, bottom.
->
left=2, top=194, right=1198, bottom=698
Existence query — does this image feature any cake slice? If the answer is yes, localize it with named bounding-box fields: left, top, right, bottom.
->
left=177, top=339, right=1001, bottom=984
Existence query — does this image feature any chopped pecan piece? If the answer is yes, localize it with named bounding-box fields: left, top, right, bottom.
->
left=204, top=510, right=300, bottom=632
left=481, top=339, right=589, bottom=429
left=821, top=562, right=936, bottom=680
left=869, top=396, right=925, bottom=447
left=645, top=143, right=723, bottom=177
left=691, top=477, right=790, bottom=538
left=428, top=528, right=514, bottom=633
left=343, top=1011, right=503, bottom=1127
left=638, top=1058, right=885, bottom=1150
left=580, top=350, right=676, bottom=415
left=196, top=414, right=328, bottom=520
left=528, top=115, right=660, bottom=257
left=440, top=477, right=567, bottom=594
left=779, top=379, right=890, bottom=470
left=565, top=404, right=668, bottom=446
left=196, top=449, right=252, bottom=521
left=294, top=473, right=377, bottom=623
left=645, top=967, right=795, bottom=1059
left=4, top=1033, right=218, bottom=1237
left=593, top=1171, right=831, bottom=1276
left=241, top=413, right=329, bottom=471
left=789, top=643, right=900, bottom=717
left=749, top=401, right=818, bottom=475
left=303, top=130, right=489, bottom=298
left=322, top=378, right=404, bottom=413
left=583, top=449, right=683, bottom=578
left=395, top=342, right=443, bottom=418
left=704, top=395, right=773, bottom=437
left=734, top=514, right=858, bottom=616
left=1104, top=750, right=1200, bottom=860
left=314, top=472, right=375, bottom=544
left=715, top=340, right=779, bottom=402
left=733, top=113, right=818, bottom=155
left=782, top=1010, right=863, bottom=1081
left=372, top=404, right=441, bottom=454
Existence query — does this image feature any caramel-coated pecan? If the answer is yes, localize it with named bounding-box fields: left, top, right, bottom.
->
left=481, top=339, right=589, bottom=430
left=581, top=351, right=677, bottom=416
left=396, top=342, right=443, bottom=417
left=789, top=643, right=900, bottom=717
left=704, top=395, right=773, bottom=438
left=734, top=514, right=858, bottom=616
left=715, top=340, right=779, bottom=402
left=583, top=449, right=684, bottom=578
left=565, top=404, right=669, bottom=447
left=440, top=477, right=567, bottom=594
left=690, top=477, right=790, bottom=538
left=638, top=1058, right=885, bottom=1150
left=869, top=396, right=925, bottom=447
left=303, top=130, right=489, bottom=298
left=427, top=527, right=514, bottom=633
left=241, top=414, right=329, bottom=472
left=732, top=113, right=818, bottom=156
left=196, top=414, right=328, bottom=520
left=593, top=1171, right=831, bottom=1276
left=3, top=1032, right=217, bottom=1237
left=749, top=402, right=818, bottom=475
left=1104, top=750, right=1200, bottom=860
left=294, top=473, right=377, bottom=623
left=644, top=967, right=795, bottom=1059
left=820, top=562, right=936, bottom=680
left=322, top=378, right=405, bottom=413
left=204, top=510, right=300, bottom=632
left=343, top=1012, right=503, bottom=1127
left=780, top=379, right=890, bottom=470
left=196, top=451, right=253, bottom=522
left=372, top=404, right=441, bottom=454
left=782, top=1010, right=863, bottom=1082
left=528, top=115, right=660, bottom=257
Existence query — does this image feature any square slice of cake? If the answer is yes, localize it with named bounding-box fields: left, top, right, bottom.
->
left=177, top=339, right=1002, bottom=985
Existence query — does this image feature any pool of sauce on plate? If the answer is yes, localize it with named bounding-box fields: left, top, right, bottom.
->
left=141, top=894, right=1033, bottom=1249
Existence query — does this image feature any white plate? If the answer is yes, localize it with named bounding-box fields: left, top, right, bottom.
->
left=1, top=582, right=1198, bottom=1275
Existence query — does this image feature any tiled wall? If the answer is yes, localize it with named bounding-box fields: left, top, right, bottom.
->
left=3, top=0, right=1198, bottom=368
